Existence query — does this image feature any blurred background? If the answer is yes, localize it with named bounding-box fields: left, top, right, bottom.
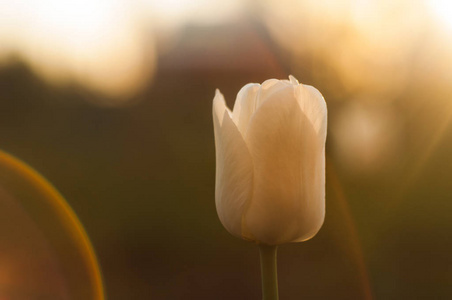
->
left=0, top=0, right=451, bottom=298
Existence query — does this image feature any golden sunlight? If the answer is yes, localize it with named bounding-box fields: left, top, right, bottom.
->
left=0, top=0, right=155, bottom=102
left=428, top=0, right=452, bottom=30
left=139, top=0, right=244, bottom=27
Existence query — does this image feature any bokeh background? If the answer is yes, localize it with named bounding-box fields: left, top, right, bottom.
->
left=1, top=0, right=452, bottom=298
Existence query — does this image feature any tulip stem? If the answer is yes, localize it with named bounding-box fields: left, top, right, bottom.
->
left=259, top=244, right=279, bottom=300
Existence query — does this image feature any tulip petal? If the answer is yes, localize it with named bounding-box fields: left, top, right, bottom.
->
left=296, top=84, right=328, bottom=144
left=243, top=86, right=326, bottom=245
left=289, top=75, right=299, bottom=85
left=232, top=83, right=260, bottom=137
left=213, top=91, right=254, bottom=239
left=213, top=89, right=228, bottom=125
left=255, top=79, right=292, bottom=109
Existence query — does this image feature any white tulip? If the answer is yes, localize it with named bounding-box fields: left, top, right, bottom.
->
left=213, top=76, right=327, bottom=245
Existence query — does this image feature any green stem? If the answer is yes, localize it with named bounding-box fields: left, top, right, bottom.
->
left=259, top=244, right=279, bottom=300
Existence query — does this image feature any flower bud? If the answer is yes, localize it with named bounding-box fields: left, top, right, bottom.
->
left=213, top=76, right=327, bottom=245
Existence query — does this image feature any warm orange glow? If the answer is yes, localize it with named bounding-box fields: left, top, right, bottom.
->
left=139, top=0, right=244, bottom=26
left=0, top=0, right=155, bottom=102
left=331, top=101, right=402, bottom=174
left=0, top=0, right=249, bottom=101
left=262, top=0, right=435, bottom=97
left=0, top=0, right=451, bottom=103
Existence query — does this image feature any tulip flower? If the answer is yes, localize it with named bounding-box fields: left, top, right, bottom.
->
left=212, top=75, right=327, bottom=299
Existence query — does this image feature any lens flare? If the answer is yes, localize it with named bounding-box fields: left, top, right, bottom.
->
left=0, top=150, right=104, bottom=299
left=328, top=161, right=374, bottom=300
